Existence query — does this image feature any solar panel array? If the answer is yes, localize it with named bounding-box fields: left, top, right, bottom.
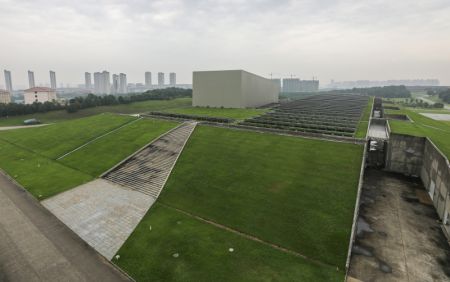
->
left=240, top=94, right=369, bottom=137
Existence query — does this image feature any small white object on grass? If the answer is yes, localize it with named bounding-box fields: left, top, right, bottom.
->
left=38, top=194, right=42, bottom=198
left=172, top=253, right=179, bottom=258
left=115, top=255, right=120, bottom=260
left=177, top=221, right=181, bottom=225
left=228, top=248, right=234, bottom=252
left=149, top=225, right=152, bottom=231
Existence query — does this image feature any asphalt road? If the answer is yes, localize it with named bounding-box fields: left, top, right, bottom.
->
left=0, top=171, right=132, bottom=282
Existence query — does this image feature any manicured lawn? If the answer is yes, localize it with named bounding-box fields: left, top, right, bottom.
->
left=355, top=96, right=374, bottom=138
left=0, top=139, right=93, bottom=199
left=60, top=118, right=178, bottom=176
left=113, top=203, right=344, bottom=282
left=163, top=107, right=268, bottom=120
left=0, top=98, right=192, bottom=126
left=388, top=109, right=450, bottom=158
left=0, top=113, right=136, bottom=159
left=159, top=126, right=363, bottom=268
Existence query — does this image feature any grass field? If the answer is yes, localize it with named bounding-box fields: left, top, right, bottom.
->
left=162, top=107, right=268, bottom=120
left=0, top=139, right=93, bottom=199
left=60, top=118, right=178, bottom=176
left=0, top=98, right=191, bottom=126
left=0, top=113, right=136, bottom=159
left=388, top=109, right=450, bottom=158
left=113, top=203, right=343, bottom=282
left=156, top=126, right=363, bottom=268
left=0, top=114, right=179, bottom=199
left=355, top=97, right=374, bottom=138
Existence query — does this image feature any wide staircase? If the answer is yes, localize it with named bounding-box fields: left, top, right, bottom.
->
left=103, top=121, right=197, bottom=198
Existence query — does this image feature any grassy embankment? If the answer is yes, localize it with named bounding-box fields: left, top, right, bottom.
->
left=0, top=113, right=178, bottom=198
left=162, top=107, right=268, bottom=120
left=0, top=98, right=191, bottom=126
left=114, top=125, right=364, bottom=280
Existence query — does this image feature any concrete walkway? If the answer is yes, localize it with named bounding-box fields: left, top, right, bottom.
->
left=43, top=179, right=155, bottom=260
left=348, top=169, right=450, bottom=281
left=0, top=124, right=49, bottom=131
left=0, top=172, right=130, bottom=282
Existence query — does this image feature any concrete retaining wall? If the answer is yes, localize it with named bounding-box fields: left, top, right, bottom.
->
left=385, top=132, right=450, bottom=228
left=420, top=140, right=450, bottom=221
left=385, top=133, right=425, bottom=176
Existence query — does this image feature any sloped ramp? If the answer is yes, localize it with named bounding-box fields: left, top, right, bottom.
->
left=43, top=122, right=197, bottom=260
left=103, top=121, right=197, bottom=198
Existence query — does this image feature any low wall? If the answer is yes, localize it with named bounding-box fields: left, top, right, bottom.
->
left=385, top=133, right=425, bottom=176
left=420, top=140, right=450, bottom=220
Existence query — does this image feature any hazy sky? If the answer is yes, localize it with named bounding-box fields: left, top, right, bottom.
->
left=1, top=0, right=450, bottom=88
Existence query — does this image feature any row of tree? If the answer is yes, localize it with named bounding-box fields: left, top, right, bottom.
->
left=0, top=87, right=192, bottom=117
left=427, top=88, right=450, bottom=103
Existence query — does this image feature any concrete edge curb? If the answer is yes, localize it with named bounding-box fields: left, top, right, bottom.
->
left=0, top=168, right=136, bottom=282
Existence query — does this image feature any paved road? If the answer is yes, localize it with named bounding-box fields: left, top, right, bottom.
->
left=0, top=124, right=49, bottom=131
left=0, top=172, right=131, bottom=282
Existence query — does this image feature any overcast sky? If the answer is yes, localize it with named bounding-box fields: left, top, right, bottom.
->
left=1, top=0, right=450, bottom=88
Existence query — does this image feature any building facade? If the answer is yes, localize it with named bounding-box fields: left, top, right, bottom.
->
left=158, top=72, right=164, bottom=86
left=145, top=72, right=152, bottom=87
left=28, top=70, right=35, bottom=88
left=193, top=70, right=279, bottom=108
left=49, top=71, right=57, bottom=89
left=24, top=87, right=57, bottom=104
left=282, top=78, right=319, bottom=92
left=0, top=89, right=11, bottom=104
left=169, top=72, right=176, bottom=85
left=119, top=73, right=127, bottom=94
left=112, top=74, right=119, bottom=94
left=4, top=70, right=13, bottom=93
left=85, top=72, right=92, bottom=89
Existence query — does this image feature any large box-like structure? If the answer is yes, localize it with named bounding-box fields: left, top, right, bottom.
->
left=193, top=70, right=279, bottom=108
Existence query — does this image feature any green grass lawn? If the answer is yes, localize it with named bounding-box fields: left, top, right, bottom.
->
left=354, top=97, right=374, bottom=138
left=113, top=203, right=343, bottom=282
left=158, top=126, right=363, bottom=268
left=162, top=107, right=268, bottom=120
left=388, top=109, right=450, bottom=158
left=0, top=114, right=179, bottom=199
left=0, top=113, right=136, bottom=159
left=0, top=98, right=191, bottom=126
left=0, top=139, right=93, bottom=199
left=60, top=118, right=178, bottom=176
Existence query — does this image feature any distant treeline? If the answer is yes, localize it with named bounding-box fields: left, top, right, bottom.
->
left=0, top=87, right=192, bottom=117
left=427, top=88, right=450, bottom=103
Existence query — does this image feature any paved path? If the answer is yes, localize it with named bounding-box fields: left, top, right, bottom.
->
left=43, top=179, right=155, bottom=260
left=0, top=124, right=49, bottom=131
left=348, top=169, right=450, bottom=281
left=0, top=172, right=130, bottom=282
left=368, top=123, right=388, bottom=140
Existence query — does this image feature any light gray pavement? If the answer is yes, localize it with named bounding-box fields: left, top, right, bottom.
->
left=0, top=172, right=131, bottom=282
left=42, top=179, right=154, bottom=260
left=0, top=124, right=49, bottom=131
left=368, top=123, right=388, bottom=140
left=348, top=169, right=450, bottom=281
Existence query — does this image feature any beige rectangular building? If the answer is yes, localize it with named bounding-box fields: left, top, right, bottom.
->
left=24, top=87, right=57, bottom=104
left=0, top=89, right=11, bottom=104
left=193, top=70, right=279, bottom=108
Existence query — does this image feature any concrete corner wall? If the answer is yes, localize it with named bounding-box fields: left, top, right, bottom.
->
left=193, top=70, right=278, bottom=108
left=241, top=71, right=279, bottom=107
left=385, top=133, right=425, bottom=176
left=420, top=140, right=450, bottom=219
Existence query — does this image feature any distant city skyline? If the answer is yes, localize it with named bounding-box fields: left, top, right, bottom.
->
left=1, top=1, right=449, bottom=87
